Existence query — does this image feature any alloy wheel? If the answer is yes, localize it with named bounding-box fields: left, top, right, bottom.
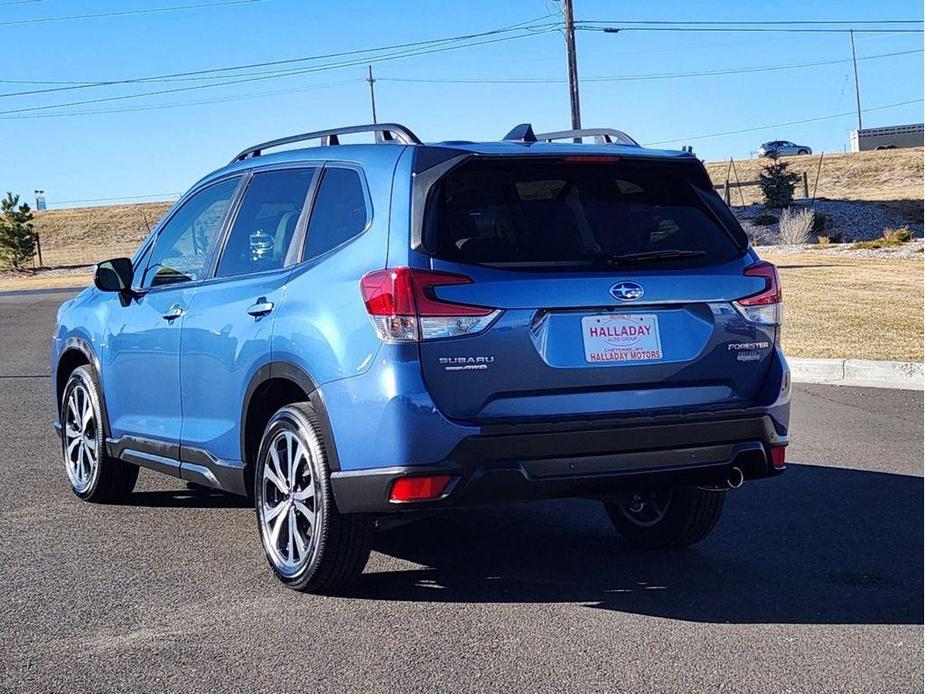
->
left=63, top=383, right=99, bottom=494
left=258, top=429, right=321, bottom=576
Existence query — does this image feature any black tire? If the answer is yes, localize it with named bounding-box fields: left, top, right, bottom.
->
left=254, top=402, right=372, bottom=593
left=60, top=365, right=138, bottom=502
left=797, top=149, right=809, bottom=155
left=604, top=487, right=725, bottom=549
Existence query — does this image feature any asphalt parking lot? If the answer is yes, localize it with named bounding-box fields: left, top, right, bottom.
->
left=1, top=288, right=922, bottom=694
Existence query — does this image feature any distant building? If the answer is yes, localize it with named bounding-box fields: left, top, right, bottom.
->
left=849, top=123, right=924, bottom=152
left=34, top=190, right=46, bottom=211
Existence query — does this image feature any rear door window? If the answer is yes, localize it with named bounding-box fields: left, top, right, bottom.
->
left=216, top=168, right=316, bottom=278
left=302, top=167, right=369, bottom=261
left=425, top=159, right=745, bottom=270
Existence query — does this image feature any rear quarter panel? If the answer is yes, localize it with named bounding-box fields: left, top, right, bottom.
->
left=270, top=146, right=414, bottom=386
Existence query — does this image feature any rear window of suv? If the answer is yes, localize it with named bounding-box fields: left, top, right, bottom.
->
left=424, top=158, right=745, bottom=270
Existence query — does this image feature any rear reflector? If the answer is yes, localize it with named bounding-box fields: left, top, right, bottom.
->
left=770, top=445, right=787, bottom=469
left=389, top=475, right=455, bottom=503
left=360, top=268, right=500, bottom=342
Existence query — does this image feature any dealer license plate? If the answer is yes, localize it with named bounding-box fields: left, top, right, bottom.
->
left=581, top=314, right=663, bottom=363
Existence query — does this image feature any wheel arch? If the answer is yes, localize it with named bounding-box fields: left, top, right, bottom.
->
left=55, top=337, right=112, bottom=437
left=240, top=362, right=342, bottom=487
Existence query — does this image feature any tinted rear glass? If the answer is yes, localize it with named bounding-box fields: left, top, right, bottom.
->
left=302, top=167, right=368, bottom=261
left=425, top=159, right=744, bottom=270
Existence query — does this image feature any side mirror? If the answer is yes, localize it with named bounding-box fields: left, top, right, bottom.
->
left=94, top=257, right=135, bottom=293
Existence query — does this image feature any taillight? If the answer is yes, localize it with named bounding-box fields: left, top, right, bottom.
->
left=360, top=268, right=501, bottom=342
left=733, top=261, right=783, bottom=326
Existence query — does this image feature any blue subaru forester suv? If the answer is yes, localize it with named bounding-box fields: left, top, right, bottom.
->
left=52, top=123, right=790, bottom=592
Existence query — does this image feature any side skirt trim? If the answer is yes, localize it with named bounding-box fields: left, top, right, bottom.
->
left=106, top=436, right=248, bottom=496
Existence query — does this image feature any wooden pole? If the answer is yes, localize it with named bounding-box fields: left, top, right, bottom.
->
left=730, top=158, right=746, bottom=206
left=35, top=233, right=43, bottom=268
left=811, top=152, right=825, bottom=202
left=850, top=30, right=862, bottom=131
left=366, top=65, right=378, bottom=124
left=802, top=171, right=809, bottom=199
left=563, top=0, right=582, bottom=133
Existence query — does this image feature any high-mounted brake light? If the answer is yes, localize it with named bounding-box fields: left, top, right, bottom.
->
left=360, top=268, right=501, bottom=342
left=561, top=155, right=620, bottom=163
left=733, top=261, right=783, bottom=326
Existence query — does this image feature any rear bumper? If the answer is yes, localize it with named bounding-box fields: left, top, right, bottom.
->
left=331, top=413, right=787, bottom=514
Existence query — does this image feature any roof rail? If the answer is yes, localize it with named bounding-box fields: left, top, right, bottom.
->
left=229, top=123, right=421, bottom=164
left=535, top=128, right=639, bottom=146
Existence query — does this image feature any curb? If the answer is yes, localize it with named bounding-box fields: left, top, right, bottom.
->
left=790, top=357, right=924, bottom=391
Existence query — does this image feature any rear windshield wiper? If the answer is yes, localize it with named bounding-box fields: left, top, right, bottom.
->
left=606, top=249, right=706, bottom=265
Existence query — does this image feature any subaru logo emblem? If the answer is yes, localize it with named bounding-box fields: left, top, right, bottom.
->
left=610, top=281, right=644, bottom=302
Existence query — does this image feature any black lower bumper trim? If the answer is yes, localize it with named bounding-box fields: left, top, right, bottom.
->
left=331, top=415, right=784, bottom=514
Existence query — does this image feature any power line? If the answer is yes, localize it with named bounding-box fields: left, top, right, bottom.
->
left=0, top=0, right=266, bottom=27
left=582, top=19, right=923, bottom=25
left=0, top=28, right=556, bottom=117
left=0, top=78, right=360, bottom=119
left=587, top=25, right=923, bottom=34
left=377, top=48, right=922, bottom=84
left=0, top=28, right=557, bottom=116
left=643, top=99, right=924, bottom=145
left=0, top=17, right=559, bottom=98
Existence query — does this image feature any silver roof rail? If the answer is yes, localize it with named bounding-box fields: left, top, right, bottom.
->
left=535, top=128, right=639, bottom=146
left=230, top=123, right=422, bottom=164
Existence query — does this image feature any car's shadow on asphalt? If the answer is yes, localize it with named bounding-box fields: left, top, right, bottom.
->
left=123, top=486, right=252, bottom=509
left=349, top=463, right=923, bottom=625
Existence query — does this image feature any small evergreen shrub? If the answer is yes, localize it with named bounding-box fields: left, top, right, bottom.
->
left=757, top=159, right=799, bottom=209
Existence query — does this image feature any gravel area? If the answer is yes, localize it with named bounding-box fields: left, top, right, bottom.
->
left=759, top=239, right=924, bottom=259
left=734, top=199, right=923, bottom=245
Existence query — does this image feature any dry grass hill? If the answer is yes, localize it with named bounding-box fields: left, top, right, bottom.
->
left=704, top=147, right=923, bottom=213
left=32, top=201, right=172, bottom=268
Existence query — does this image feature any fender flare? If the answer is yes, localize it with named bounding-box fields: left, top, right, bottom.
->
left=240, top=362, right=342, bottom=471
left=56, top=336, right=113, bottom=438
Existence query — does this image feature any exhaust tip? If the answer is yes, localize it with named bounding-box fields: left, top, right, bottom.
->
left=727, top=466, right=745, bottom=490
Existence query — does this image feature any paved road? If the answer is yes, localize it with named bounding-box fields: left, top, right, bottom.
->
left=1, top=290, right=922, bottom=693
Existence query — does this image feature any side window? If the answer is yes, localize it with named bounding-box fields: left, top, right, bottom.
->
left=302, top=167, right=369, bottom=261
left=216, top=168, right=316, bottom=278
left=140, top=178, right=239, bottom=288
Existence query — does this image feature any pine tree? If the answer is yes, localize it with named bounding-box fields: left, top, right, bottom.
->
left=0, top=193, right=37, bottom=270
left=757, top=158, right=800, bottom=209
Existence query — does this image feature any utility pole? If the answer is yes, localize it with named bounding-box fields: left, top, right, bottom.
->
left=562, top=0, right=582, bottom=133
left=366, top=65, right=378, bottom=124
left=849, top=29, right=862, bottom=131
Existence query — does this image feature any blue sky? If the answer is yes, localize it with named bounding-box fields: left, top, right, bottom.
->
left=1, top=0, right=922, bottom=208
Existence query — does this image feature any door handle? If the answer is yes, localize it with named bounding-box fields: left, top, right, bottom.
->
left=247, top=299, right=274, bottom=317
left=162, top=305, right=185, bottom=321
